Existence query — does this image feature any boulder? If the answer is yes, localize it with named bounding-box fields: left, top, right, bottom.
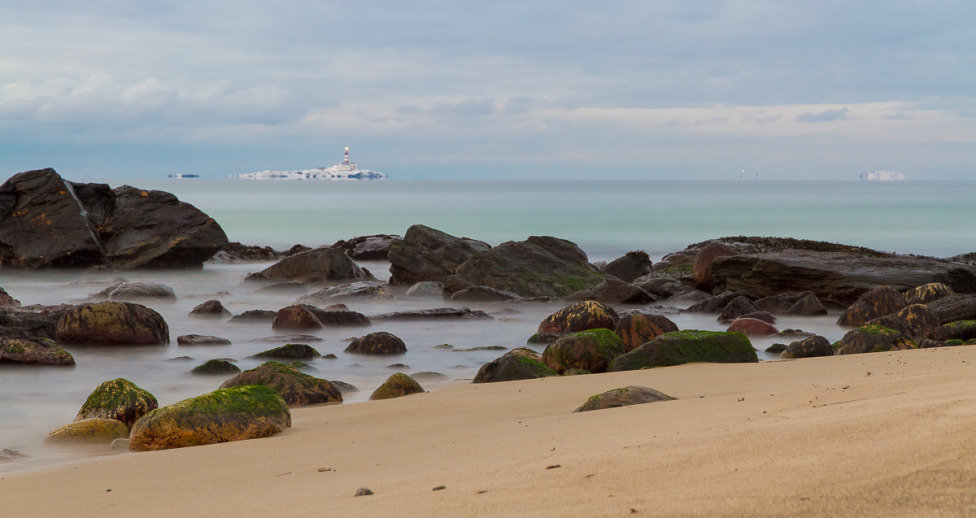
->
left=87, top=282, right=176, bottom=302
left=604, top=251, right=653, bottom=283
left=754, top=291, right=828, bottom=316
left=177, top=334, right=231, bottom=346
left=248, top=247, right=374, bottom=283
left=55, top=302, right=169, bottom=345
left=866, top=304, right=941, bottom=340
left=388, top=225, right=491, bottom=285
left=189, top=300, right=232, bottom=319
left=565, top=279, right=654, bottom=304
left=0, top=287, right=21, bottom=308
left=75, top=378, right=158, bottom=427
left=537, top=301, right=621, bottom=337
left=937, top=320, right=976, bottom=341
left=614, top=313, right=679, bottom=352
left=926, top=294, right=976, bottom=324
left=685, top=291, right=755, bottom=314
left=219, top=362, right=342, bottom=407
left=0, top=337, right=75, bottom=366
left=693, top=241, right=738, bottom=291
left=369, top=372, right=425, bottom=400
left=190, top=359, right=241, bottom=375
left=610, top=330, right=757, bottom=371
left=837, top=286, right=908, bottom=327
left=228, top=309, right=277, bottom=324
left=781, top=336, right=834, bottom=359
left=573, top=386, right=676, bottom=412
left=404, top=281, right=446, bottom=298
left=345, top=332, right=407, bottom=355
left=331, top=234, right=400, bottom=261
left=444, top=236, right=612, bottom=298
left=45, top=418, right=129, bottom=445
left=271, top=305, right=324, bottom=331
left=636, top=277, right=689, bottom=299
left=300, top=282, right=393, bottom=303
left=727, top=317, right=779, bottom=336
left=904, top=282, right=954, bottom=305
left=716, top=296, right=761, bottom=324
left=209, top=241, right=284, bottom=263
left=834, top=325, right=916, bottom=355
left=709, top=250, right=976, bottom=307
left=304, top=306, right=371, bottom=327
left=542, top=328, right=625, bottom=374
left=473, top=347, right=558, bottom=383
left=450, top=286, right=521, bottom=302
left=370, top=307, right=491, bottom=321
left=249, top=343, right=320, bottom=360
left=129, top=385, right=291, bottom=451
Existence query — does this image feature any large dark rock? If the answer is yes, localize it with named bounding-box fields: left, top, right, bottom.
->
left=345, top=331, right=407, bottom=355
left=249, top=343, right=320, bottom=360
left=189, top=300, right=232, bottom=319
left=573, top=386, right=676, bottom=412
left=542, top=328, right=624, bottom=374
left=75, top=378, right=157, bottom=427
left=388, top=225, right=491, bottom=285
left=220, top=362, right=342, bottom=407
left=129, top=385, right=291, bottom=451
left=926, top=294, right=976, bottom=324
left=867, top=304, right=941, bottom=340
left=709, top=250, right=976, bottom=307
left=938, top=320, right=976, bottom=341
left=834, top=325, right=916, bottom=355
left=727, top=317, right=779, bottom=336
left=604, top=251, right=653, bottom=283
left=55, top=302, right=169, bottom=345
left=370, top=307, right=491, bottom=321
left=716, top=296, right=761, bottom=324
left=781, top=336, right=834, bottom=359
left=87, top=281, right=176, bottom=302
left=566, top=279, right=654, bottom=304
left=693, top=241, right=738, bottom=291
left=472, top=347, right=558, bottom=383
left=614, top=313, right=679, bottom=352
left=0, top=305, right=70, bottom=340
left=0, top=337, right=75, bottom=366
left=610, top=330, right=757, bottom=371
left=537, top=301, right=621, bottom=337
left=754, top=291, right=828, bottom=316
left=904, top=283, right=955, bottom=305
left=248, top=247, right=373, bottom=283
left=271, top=305, right=324, bottom=331
left=332, top=234, right=401, bottom=261
left=370, top=372, right=425, bottom=400
left=837, top=286, right=908, bottom=327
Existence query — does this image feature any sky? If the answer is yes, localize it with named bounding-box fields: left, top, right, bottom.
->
left=1, top=1, right=974, bottom=180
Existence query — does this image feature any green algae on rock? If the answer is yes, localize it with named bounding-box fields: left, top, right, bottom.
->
left=0, top=337, right=75, bottom=366
left=833, top=325, right=917, bottom=355
left=610, top=330, right=757, bottom=371
left=45, top=418, right=130, bottom=445
left=75, top=378, right=158, bottom=427
left=219, top=361, right=342, bottom=407
left=542, top=328, right=624, bottom=374
left=473, top=347, right=558, bottom=383
left=55, top=301, right=170, bottom=345
left=369, top=372, right=425, bottom=400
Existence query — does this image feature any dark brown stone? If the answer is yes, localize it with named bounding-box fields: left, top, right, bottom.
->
left=614, top=313, right=679, bottom=352
left=345, top=332, right=407, bottom=355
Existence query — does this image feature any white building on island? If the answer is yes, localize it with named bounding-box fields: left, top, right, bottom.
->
left=237, top=147, right=387, bottom=180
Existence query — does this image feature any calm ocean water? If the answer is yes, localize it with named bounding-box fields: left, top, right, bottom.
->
left=1, top=179, right=972, bottom=471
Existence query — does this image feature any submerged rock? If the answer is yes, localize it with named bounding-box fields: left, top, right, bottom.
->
left=220, top=362, right=342, bottom=407
left=55, top=302, right=169, bottom=345
left=249, top=343, right=320, bottom=360
left=189, top=300, right=232, bottom=319
left=177, top=334, right=231, bottom=346
left=45, top=418, right=129, bottom=445
left=345, top=332, right=407, bottom=355
left=0, top=337, right=75, bottom=366
left=190, top=359, right=241, bottom=375
left=248, top=247, right=374, bottom=283
left=87, top=282, right=176, bottom=303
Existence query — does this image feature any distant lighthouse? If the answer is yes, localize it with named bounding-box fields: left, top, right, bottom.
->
left=343, top=147, right=350, bottom=165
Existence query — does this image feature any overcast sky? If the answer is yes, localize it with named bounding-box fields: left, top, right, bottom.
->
left=1, top=1, right=974, bottom=180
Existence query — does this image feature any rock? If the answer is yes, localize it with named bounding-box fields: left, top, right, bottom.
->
left=331, top=380, right=359, bottom=394
left=472, top=347, right=558, bottom=383
left=636, top=277, right=689, bottom=299
left=610, top=330, right=758, bottom=371
left=765, top=343, right=787, bottom=354
left=781, top=336, right=834, bottom=359
left=709, top=250, right=976, bottom=307
left=685, top=291, right=754, bottom=314
left=249, top=343, right=320, bottom=360
left=248, top=247, right=374, bottom=283
left=614, top=313, right=679, bottom=352
left=228, top=309, right=278, bottom=324
left=129, top=385, right=291, bottom=451
left=354, top=487, right=374, bottom=497
left=693, top=241, right=738, bottom=291
left=55, top=302, right=169, bottom=345
left=110, top=438, right=130, bottom=451
left=220, top=362, right=342, bottom=407
left=667, top=289, right=713, bottom=306
left=0, top=337, right=75, bottom=366
left=444, top=236, right=612, bottom=298
left=537, top=301, right=621, bottom=337
left=208, top=241, right=284, bottom=263
left=177, top=334, right=231, bottom=346
left=754, top=291, right=828, bottom=316
left=412, top=371, right=449, bottom=381
left=573, top=386, right=676, bottom=412
left=345, top=332, right=407, bottom=355
left=388, top=225, right=491, bottom=285
left=727, top=317, right=779, bottom=336
left=526, top=333, right=560, bottom=345
left=837, top=286, right=908, bottom=327
left=926, top=294, right=976, bottom=324
left=867, top=303, right=941, bottom=340
left=271, top=305, right=324, bottom=331
left=45, top=418, right=130, bottom=445
left=604, top=251, right=654, bottom=283
left=304, top=306, right=371, bottom=327
left=87, top=282, right=176, bottom=302
left=254, top=334, right=322, bottom=343
left=189, top=300, right=232, bottom=319
left=369, top=372, right=425, bottom=400
left=404, top=281, right=446, bottom=298
left=450, top=286, right=521, bottom=302
left=300, top=281, right=392, bottom=303
left=75, top=378, right=158, bottom=427
left=739, top=311, right=777, bottom=325
left=716, top=296, right=760, bottom=324
left=542, top=328, right=625, bottom=374
left=370, top=307, right=492, bottom=321
left=937, top=320, right=976, bottom=341
left=331, top=234, right=400, bottom=260
left=190, top=359, right=241, bottom=375
left=834, top=325, right=916, bottom=355
left=904, top=282, right=955, bottom=305
left=0, top=448, right=27, bottom=462
left=0, top=287, right=21, bottom=308
left=565, top=279, right=655, bottom=304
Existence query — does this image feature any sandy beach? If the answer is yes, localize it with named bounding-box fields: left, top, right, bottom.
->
left=4, top=346, right=976, bottom=517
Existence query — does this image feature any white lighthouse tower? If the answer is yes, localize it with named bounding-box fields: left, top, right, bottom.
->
left=343, top=147, right=350, bottom=165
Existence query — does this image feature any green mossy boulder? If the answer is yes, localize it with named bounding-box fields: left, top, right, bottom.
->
left=190, top=359, right=241, bottom=375
left=542, top=328, right=625, bottom=374
left=369, top=372, right=424, bottom=400
left=45, top=418, right=130, bottom=445
left=609, top=330, right=757, bottom=371
left=937, top=320, right=976, bottom=341
left=867, top=303, right=941, bottom=339
left=219, top=362, right=342, bottom=407
left=833, top=325, right=917, bottom=355
left=537, top=301, right=621, bottom=337
left=129, top=385, right=291, bottom=451
left=76, top=378, right=158, bottom=427
left=574, top=386, right=676, bottom=412
left=0, top=337, right=75, bottom=366
left=55, top=301, right=170, bottom=345
left=836, top=286, right=907, bottom=327
left=614, top=313, right=679, bottom=352
left=472, top=347, right=558, bottom=383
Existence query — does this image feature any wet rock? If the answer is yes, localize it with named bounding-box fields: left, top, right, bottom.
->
left=331, top=234, right=400, bottom=261
left=450, top=286, right=520, bottom=302
left=129, top=385, right=291, bottom=451
left=370, top=307, right=491, bottom=321
left=635, top=277, right=689, bottom=299
left=249, top=343, right=320, bottom=360
left=369, top=372, right=425, bottom=400
left=573, top=386, right=676, bottom=412
left=271, top=305, right=324, bottom=331
left=727, top=317, right=779, bottom=336
left=177, top=334, right=231, bottom=346
left=754, top=291, right=828, bottom=316
left=45, top=418, right=129, bottom=445
left=473, top=347, right=558, bottom=383
left=300, top=281, right=393, bottom=303
left=781, top=336, right=834, bottom=359
left=87, top=282, right=176, bottom=303
left=388, top=225, right=491, bottom=285
left=55, top=302, right=169, bottom=345
left=404, top=281, right=446, bottom=298
left=904, top=282, right=955, bottom=305
left=565, top=279, right=654, bottom=304
left=685, top=291, right=755, bottom=314
left=834, top=325, right=916, bottom=355
left=693, top=241, right=738, bottom=291
left=610, top=330, right=758, bottom=371
left=0, top=337, right=75, bottom=366
left=765, top=343, right=787, bottom=354
left=716, top=296, right=760, bottom=324
left=75, top=378, right=158, bottom=427
left=228, top=309, right=277, bottom=324
left=542, top=328, right=625, bottom=374
left=190, top=359, right=241, bottom=375
left=331, top=380, right=359, bottom=394
left=837, top=286, right=908, bottom=327
left=345, top=331, right=407, bottom=355
left=537, top=301, right=621, bottom=337
left=220, top=362, right=342, bottom=407
left=604, top=251, right=653, bottom=283
left=189, top=300, right=232, bottom=319
left=937, top=320, right=976, bottom=341
left=614, top=313, right=679, bottom=352
left=412, top=371, right=449, bottom=381
left=867, top=303, right=941, bottom=340
left=209, top=241, right=284, bottom=263
left=247, top=247, right=374, bottom=283
left=926, top=294, right=976, bottom=324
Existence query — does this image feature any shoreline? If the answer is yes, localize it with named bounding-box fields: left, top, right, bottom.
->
left=5, top=346, right=976, bottom=517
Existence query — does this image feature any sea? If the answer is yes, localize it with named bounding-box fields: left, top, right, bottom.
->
left=1, top=178, right=973, bottom=471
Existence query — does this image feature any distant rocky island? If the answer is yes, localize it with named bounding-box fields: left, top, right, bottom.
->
left=236, top=147, right=387, bottom=181
left=859, top=170, right=906, bottom=181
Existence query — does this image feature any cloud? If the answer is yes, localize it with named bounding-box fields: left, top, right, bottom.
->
left=795, top=107, right=849, bottom=123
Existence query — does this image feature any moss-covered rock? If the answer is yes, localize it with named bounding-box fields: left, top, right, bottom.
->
left=836, top=286, right=907, bottom=327
left=781, top=335, right=833, bottom=359
left=55, top=301, right=169, bottom=345
left=833, top=325, right=916, bottom=355
left=542, top=328, right=625, bottom=374
left=937, top=320, right=976, bottom=341
left=369, top=372, right=424, bottom=400
left=614, top=313, right=679, bottom=352
left=609, top=330, right=757, bottom=371
left=249, top=343, right=320, bottom=360
left=537, top=301, right=620, bottom=337
left=75, top=378, right=158, bottom=427
left=0, top=337, right=75, bottom=366
left=344, top=331, right=406, bottom=355
left=573, top=386, right=676, bottom=412
left=867, top=303, right=940, bottom=339
left=473, top=347, right=559, bottom=383
left=45, top=418, right=130, bottom=445
left=219, top=362, right=341, bottom=407
left=129, top=385, right=291, bottom=451
left=190, top=359, right=241, bottom=375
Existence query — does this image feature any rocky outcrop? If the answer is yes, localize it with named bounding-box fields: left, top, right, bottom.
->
left=75, top=378, right=158, bottom=427
left=926, top=294, right=976, bottom=324
left=129, top=385, right=291, bottom=451
left=369, top=372, right=425, bottom=400
left=537, top=301, right=621, bottom=337
left=573, top=386, right=676, bottom=413
left=345, top=331, right=407, bottom=355
left=332, top=234, right=400, bottom=261
left=219, top=362, right=342, bottom=407
left=938, top=320, right=976, bottom=341
left=45, top=418, right=129, bottom=445
left=542, top=328, right=624, bottom=374
left=444, top=236, right=612, bottom=298
left=693, top=241, right=737, bottom=291
left=388, top=225, right=491, bottom=285
left=904, top=282, right=955, bottom=305
left=248, top=247, right=374, bottom=283
left=55, top=302, right=169, bottom=345
left=208, top=242, right=286, bottom=263
left=614, top=313, right=679, bottom=352
left=610, top=330, right=757, bottom=371
left=781, top=336, right=834, bottom=359
left=709, top=250, right=976, bottom=307
left=473, top=347, right=558, bottom=383
left=0, top=337, right=75, bottom=366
